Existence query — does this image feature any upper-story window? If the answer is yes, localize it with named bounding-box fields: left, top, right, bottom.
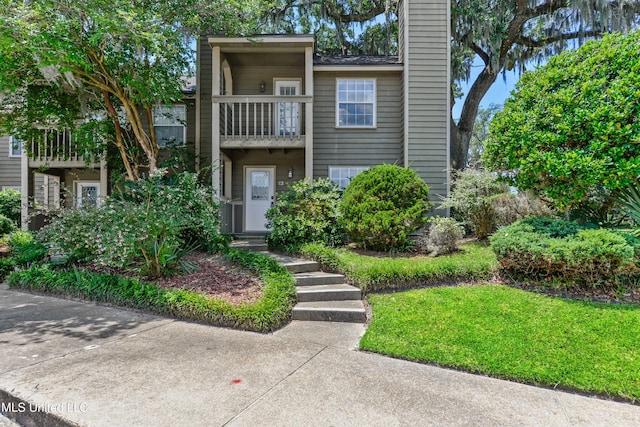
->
left=153, top=105, right=186, bottom=147
left=336, top=79, right=376, bottom=128
left=9, top=136, right=22, bottom=157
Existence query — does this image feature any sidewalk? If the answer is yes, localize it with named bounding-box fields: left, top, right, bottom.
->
left=2, top=284, right=640, bottom=426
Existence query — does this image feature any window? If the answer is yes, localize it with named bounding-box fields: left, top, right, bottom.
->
left=153, top=105, right=186, bottom=147
left=336, top=79, right=376, bottom=128
left=9, top=136, right=22, bottom=157
left=329, top=166, right=369, bottom=188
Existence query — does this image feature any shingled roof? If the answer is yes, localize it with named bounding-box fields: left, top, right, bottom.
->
left=314, top=55, right=401, bottom=66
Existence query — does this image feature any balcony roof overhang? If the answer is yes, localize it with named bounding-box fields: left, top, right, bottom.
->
left=208, top=35, right=315, bottom=53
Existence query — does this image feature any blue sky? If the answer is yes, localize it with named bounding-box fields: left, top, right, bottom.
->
left=452, top=63, right=521, bottom=120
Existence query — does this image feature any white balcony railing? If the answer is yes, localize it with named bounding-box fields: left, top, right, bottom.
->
left=28, top=129, right=96, bottom=167
left=214, top=95, right=311, bottom=142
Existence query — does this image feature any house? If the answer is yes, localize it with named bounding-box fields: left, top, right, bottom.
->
left=3, top=0, right=450, bottom=233
left=204, top=0, right=450, bottom=234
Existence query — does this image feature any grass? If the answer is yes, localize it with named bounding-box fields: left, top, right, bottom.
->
left=360, top=285, right=640, bottom=401
left=300, top=242, right=497, bottom=292
left=7, top=249, right=296, bottom=332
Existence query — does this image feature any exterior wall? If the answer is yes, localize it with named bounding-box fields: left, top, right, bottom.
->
left=199, top=37, right=213, bottom=168
left=402, top=0, right=451, bottom=203
left=0, top=135, right=22, bottom=190
left=312, top=71, right=403, bottom=179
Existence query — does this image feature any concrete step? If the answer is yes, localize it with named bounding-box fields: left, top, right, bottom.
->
left=294, top=271, right=346, bottom=286
left=230, top=240, right=268, bottom=252
left=296, top=284, right=361, bottom=302
left=282, top=260, right=320, bottom=274
left=292, top=300, right=366, bottom=323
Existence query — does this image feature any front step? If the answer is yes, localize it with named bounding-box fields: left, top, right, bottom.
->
left=296, top=284, right=361, bottom=302
left=295, top=271, right=345, bottom=286
left=230, top=239, right=268, bottom=252
left=292, top=300, right=366, bottom=322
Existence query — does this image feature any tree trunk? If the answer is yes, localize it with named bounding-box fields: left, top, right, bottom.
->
left=451, top=66, right=500, bottom=170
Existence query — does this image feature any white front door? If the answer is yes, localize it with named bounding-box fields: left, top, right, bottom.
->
left=245, top=167, right=275, bottom=232
left=274, top=80, right=300, bottom=136
left=76, top=182, right=100, bottom=207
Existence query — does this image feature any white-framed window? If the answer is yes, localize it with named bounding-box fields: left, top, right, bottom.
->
left=76, top=182, right=101, bottom=207
left=329, top=166, right=369, bottom=188
left=336, top=78, right=376, bottom=128
left=153, top=104, right=186, bottom=147
left=9, top=136, right=22, bottom=157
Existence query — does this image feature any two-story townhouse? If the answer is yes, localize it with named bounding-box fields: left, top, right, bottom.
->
left=4, top=0, right=450, bottom=233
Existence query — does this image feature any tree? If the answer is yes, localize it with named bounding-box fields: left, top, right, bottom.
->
left=0, top=0, right=255, bottom=181
left=259, top=0, right=640, bottom=169
left=484, top=32, right=640, bottom=210
left=467, top=104, right=501, bottom=169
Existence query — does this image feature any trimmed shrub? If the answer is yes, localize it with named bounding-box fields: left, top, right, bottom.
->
left=415, top=217, right=464, bottom=256
left=0, top=214, right=15, bottom=236
left=340, top=164, right=431, bottom=251
left=265, top=178, right=345, bottom=252
left=490, top=218, right=638, bottom=285
left=0, top=189, right=21, bottom=226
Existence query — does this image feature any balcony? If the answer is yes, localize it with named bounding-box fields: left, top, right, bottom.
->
left=214, top=95, right=312, bottom=149
left=28, top=130, right=99, bottom=168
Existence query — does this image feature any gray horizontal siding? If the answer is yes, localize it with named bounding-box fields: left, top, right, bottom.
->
left=312, top=71, right=403, bottom=179
left=404, top=0, right=450, bottom=201
left=0, top=135, right=22, bottom=190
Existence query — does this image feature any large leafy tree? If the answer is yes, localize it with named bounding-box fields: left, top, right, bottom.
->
left=0, top=0, right=256, bottom=180
left=259, top=0, right=640, bottom=169
left=484, top=31, right=640, bottom=210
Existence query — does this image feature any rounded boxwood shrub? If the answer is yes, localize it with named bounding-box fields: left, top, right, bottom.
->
left=265, top=178, right=345, bottom=252
left=340, top=164, right=431, bottom=251
left=490, top=218, right=638, bottom=285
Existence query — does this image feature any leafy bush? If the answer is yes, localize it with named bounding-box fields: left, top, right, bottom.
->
left=265, top=178, right=345, bottom=252
left=491, top=191, right=553, bottom=227
left=0, top=258, right=15, bottom=281
left=8, top=249, right=296, bottom=332
left=414, top=217, right=464, bottom=256
left=490, top=219, right=638, bottom=285
left=39, top=169, right=227, bottom=278
left=340, top=164, right=431, bottom=251
left=5, top=230, right=46, bottom=265
left=485, top=32, right=640, bottom=210
left=0, top=214, right=15, bottom=236
left=0, top=189, right=21, bottom=226
left=441, top=169, right=508, bottom=239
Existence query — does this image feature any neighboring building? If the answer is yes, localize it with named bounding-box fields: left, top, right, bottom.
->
left=1, top=0, right=450, bottom=233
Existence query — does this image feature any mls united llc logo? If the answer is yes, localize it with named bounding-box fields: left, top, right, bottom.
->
left=1, top=401, right=88, bottom=414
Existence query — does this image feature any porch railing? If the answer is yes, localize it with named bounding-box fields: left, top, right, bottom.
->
left=213, top=95, right=312, bottom=140
left=29, top=129, right=95, bottom=166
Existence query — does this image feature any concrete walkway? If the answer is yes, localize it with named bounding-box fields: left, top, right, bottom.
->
left=1, top=284, right=640, bottom=426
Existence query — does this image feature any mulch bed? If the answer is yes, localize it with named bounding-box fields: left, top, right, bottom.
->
left=154, top=252, right=264, bottom=305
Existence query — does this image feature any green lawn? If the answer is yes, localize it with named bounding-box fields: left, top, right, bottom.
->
left=301, top=242, right=497, bottom=292
left=361, top=285, right=640, bottom=401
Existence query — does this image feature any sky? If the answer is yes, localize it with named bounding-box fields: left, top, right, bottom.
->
left=451, top=60, right=521, bottom=120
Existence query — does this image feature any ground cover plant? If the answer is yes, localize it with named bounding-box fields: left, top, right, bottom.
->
left=360, top=285, right=640, bottom=402
left=300, top=242, right=497, bottom=292
left=8, top=249, right=296, bottom=332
